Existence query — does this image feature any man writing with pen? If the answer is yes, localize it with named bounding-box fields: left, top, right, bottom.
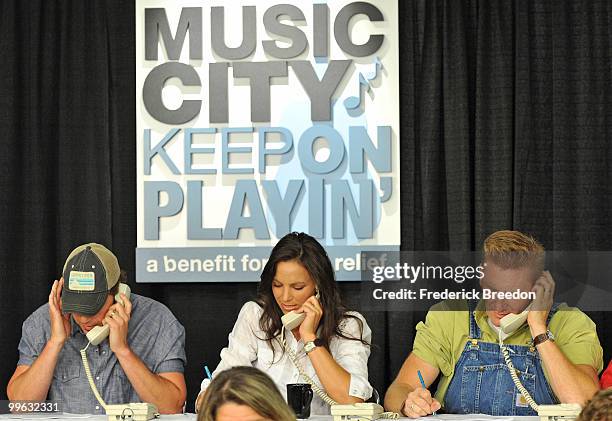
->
left=384, top=230, right=603, bottom=417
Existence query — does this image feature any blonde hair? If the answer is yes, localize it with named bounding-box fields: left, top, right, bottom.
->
left=483, top=230, right=545, bottom=274
left=197, top=366, right=296, bottom=421
left=576, top=389, right=612, bottom=421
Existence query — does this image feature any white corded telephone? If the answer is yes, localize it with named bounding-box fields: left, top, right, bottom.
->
left=280, top=309, right=307, bottom=331
left=86, top=284, right=131, bottom=345
left=499, top=303, right=531, bottom=336
left=331, top=402, right=387, bottom=421
left=279, top=291, right=399, bottom=420
left=497, top=305, right=582, bottom=421
left=280, top=290, right=320, bottom=330
left=77, top=284, right=159, bottom=421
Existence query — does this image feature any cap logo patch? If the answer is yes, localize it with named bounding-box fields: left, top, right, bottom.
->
left=68, top=271, right=96, bottom=291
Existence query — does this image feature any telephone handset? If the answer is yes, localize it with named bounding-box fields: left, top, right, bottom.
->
left=86, top=283, right=131, bottom=346
left=499, top=302, right=531, bottom=335
left=497, top=302, right=581, bottom=420
left=280, top=290, right=320, bottom=331
left=79, top=283, right=158, bottom=420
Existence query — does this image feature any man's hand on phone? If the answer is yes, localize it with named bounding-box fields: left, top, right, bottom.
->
left=104, top=293, right=133, bottom=356
left=527, top=270, right=555, bottom=337
left=48, top=278, right=71, bottom=347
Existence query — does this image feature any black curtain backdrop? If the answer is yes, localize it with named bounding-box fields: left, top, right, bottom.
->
left=1, top=0, right=611, bottom=412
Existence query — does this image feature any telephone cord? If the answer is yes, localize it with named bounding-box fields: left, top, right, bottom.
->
left=280, top=326, right=399, bottom=419
left=80, top=342, right=108, bottom=410
left=281, top=325, right=337, bottom=406
left=498, top=331, right=539, bottom=412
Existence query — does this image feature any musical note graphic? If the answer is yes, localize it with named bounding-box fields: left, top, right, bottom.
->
left=344, top=74, right=370, bottom=111
left=344, top=57, right=384, bottom=115
left=365, top=56, right=382, bottom=81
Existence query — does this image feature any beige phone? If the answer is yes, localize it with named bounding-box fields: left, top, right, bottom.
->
left=78, top=283, right=158, bottom=420
left=86, top=283, right=131, bottom=345
left=499, top=303, right=531, bottom=335
left=497, top=297, right=582, bottom=420
left=281, top=290, right=320, bottom=330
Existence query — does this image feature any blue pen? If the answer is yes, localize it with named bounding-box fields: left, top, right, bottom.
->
left=204, top=365, right=212, bottom=380
left=417, top=370, right=437, bottom=415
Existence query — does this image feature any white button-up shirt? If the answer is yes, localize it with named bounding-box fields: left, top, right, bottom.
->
left=201, top=301, right=373, bottom=415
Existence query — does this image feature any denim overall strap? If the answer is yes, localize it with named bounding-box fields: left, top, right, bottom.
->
left=467, top=299, right=481, bottom=339
left=442, top=302, right=560, bottom=416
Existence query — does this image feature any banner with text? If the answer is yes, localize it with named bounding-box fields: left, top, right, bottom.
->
left=136, top=0, right=400, bottom=281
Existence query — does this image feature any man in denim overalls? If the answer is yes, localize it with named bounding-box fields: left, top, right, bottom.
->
left=384, top=230, right=603, bottom=417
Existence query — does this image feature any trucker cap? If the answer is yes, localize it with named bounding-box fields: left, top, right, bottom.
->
left=61, top=243, right=120, bottom=315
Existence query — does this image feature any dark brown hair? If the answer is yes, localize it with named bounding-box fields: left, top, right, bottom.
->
left=255, top=232, right=369, bottom=357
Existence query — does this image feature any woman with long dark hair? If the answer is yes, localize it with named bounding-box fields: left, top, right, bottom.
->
left=197, top=232, right=372, bottom=415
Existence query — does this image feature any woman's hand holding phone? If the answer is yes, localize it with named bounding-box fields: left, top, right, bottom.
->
left=527, top=270, right=555, bottom=337
left=298, top=295, right=323, bottom=342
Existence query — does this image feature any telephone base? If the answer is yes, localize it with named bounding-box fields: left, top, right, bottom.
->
left=331, top=402, right=384, bottom=421
left=105, top=403, right=158, bottom=421
left=538, top=403, right=582, bottom=421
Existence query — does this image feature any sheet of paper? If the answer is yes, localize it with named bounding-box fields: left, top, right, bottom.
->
left=311, top=413, right=534, bottom=421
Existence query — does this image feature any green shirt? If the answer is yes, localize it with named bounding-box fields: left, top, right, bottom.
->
left=412, top=300, right=603, bottom=407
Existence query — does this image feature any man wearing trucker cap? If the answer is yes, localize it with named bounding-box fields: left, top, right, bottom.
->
left=6, top=243, right=187, bottom=414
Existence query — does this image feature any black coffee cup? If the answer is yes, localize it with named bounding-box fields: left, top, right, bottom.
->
left=287, top=383, right=314, bottom=419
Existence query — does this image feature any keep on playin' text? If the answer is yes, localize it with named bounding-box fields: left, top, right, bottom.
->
left=141, top=3, right=394, bottom=241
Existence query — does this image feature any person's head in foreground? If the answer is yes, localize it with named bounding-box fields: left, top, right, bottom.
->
left=197, top=366, right=296, bottom=421
left=480, top=230, right=546, bottom=326
left=577, top=389, right=612, bottom=421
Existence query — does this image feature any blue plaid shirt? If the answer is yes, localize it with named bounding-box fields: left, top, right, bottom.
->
left=17, top=294, right=186, bottom=414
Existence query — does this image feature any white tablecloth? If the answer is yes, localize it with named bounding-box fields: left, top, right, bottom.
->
left=0, top=413, right=541, bottom=421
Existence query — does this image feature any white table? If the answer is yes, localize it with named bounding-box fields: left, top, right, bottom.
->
left=0, top=413, right=540, bottom=421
